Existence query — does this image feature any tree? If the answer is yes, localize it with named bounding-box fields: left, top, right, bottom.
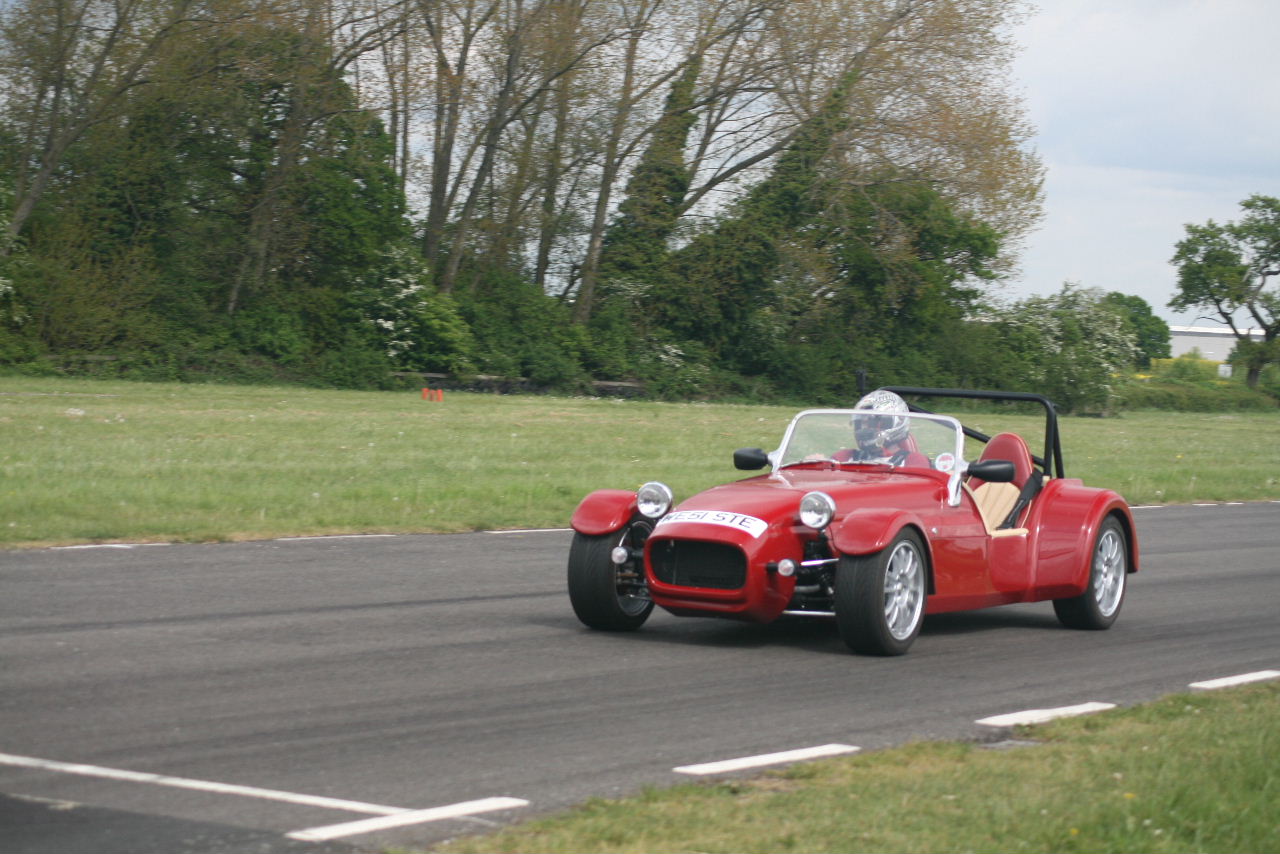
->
left=0, top=0, right=1048, bottom=396
left=418, top=0, right=624, bottom=294
left=1, top=5, right=416, bottom=375
left=1170, top=195, right=1280, bottom=388
left=594, top=53, right=701, bottom=298
left=0, top=188, right=34, bottom=360
left=743, top=177, right=1001, bottom=399
left=994, top=284, right=1137, bottom=413
left=572, top=0, right=790, bottom=322
left=1102, top=292, right=1170, bottom=368
left=705, top=0, right=1043, bottom=262
left=0, top=0, right=212, bottom=243
left=580, top=54, right=701, bottom=377
left=654, top=68, right=859, bottom=360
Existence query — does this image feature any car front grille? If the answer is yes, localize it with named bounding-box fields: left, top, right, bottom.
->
left=649, top=539, right=747, bottom=590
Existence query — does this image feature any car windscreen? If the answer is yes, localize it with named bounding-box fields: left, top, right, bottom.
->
left=776, top=410, right=965, bottom=473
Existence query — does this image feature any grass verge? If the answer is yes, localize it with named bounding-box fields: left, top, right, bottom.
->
left=3, top=376, right=1280, bottom=546
left=0, top=377, right=781, bottom=546
left=7, top=376, right=1280, bottom=547
left=431, top=682, right=1280, bottom=854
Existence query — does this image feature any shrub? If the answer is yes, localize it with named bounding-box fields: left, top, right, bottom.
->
left=1114, top=377, right=1275, bottom=411
left=1150, top=352, right=1219, bottom=382
left=456, top=268, right=588, bottom=390
left=311, top=337, right=395, bottom=389
left=986, top=285, right=1139, bottom=414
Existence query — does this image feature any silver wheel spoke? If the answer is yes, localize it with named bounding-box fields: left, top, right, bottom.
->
left=1093, top=528, right=1125, bottom=617
left=883, top=541, right=924, bottom=640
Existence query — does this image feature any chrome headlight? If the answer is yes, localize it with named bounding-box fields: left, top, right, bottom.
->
left=799, top=491, right=836, bottom=530
left=636, top=481, right=674, bottom=519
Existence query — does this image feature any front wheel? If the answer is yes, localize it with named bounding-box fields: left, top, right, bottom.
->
left=1053, top=516, right=1127, bottom=630
left=834, top=529, right=927, bottom=656
left=567, top=521, right=654, bottom=631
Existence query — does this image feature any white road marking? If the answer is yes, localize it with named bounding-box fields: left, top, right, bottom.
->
left=485, top=528, right=573, bottom=534
left=274, top=534, right=398, bottom=541
left=673, top=743, right=859, bottom=776
left=286, top=797, right=530, bottom=841
left=1189, top=670, right=1280, bottom=691
left=51, top=543, right=168, bottom=550
left=975, top=702, right=1116, bottom=728
left=1132, top=504, right=1259, bottom=510
left=0, top=753, right=407, bottom=816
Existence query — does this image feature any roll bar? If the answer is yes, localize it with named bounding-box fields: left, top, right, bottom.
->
left=882, top=387, right=1065, bottom=479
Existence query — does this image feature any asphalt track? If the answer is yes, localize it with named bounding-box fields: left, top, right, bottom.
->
left=2, top=502, right=1278, bottom=853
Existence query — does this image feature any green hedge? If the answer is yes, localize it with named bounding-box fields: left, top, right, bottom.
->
left=1115, top=377, right=1276, bottom=411
left=1148, top=356, right=1220, bottom=382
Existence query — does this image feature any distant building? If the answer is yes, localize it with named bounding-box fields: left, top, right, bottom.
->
left=1168, top=325, right=1265, bottom=361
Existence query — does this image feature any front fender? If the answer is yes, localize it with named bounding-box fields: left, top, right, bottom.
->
left=830, top=507, right=925, bottom=557
left=571, top=489, right=637, bottom=536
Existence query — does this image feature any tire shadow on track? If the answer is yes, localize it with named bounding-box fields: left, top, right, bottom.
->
left=919, top=606, right=1065, bottom=637
left=531, top=604, right=1069, bottom=657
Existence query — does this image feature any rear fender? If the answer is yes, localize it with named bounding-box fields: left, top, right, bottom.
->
left=571, top=489, right=638, bottom=536
left=1034, top=482, right=1138, bottom=595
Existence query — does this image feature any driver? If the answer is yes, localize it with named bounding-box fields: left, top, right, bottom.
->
left=836, top=389, right=927, bottom=466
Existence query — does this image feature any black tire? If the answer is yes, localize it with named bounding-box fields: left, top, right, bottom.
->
left=835, top=528, right=927, bottom=656
left=1053, top=515, right=1127, bottom=630
left=567, top=522, right=654, bottom=631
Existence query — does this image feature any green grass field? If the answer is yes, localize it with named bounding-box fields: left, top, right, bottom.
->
left=3, top=376, right=1280, bottom=547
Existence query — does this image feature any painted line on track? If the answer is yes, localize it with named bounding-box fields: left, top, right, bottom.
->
left=673, top=744, right=860, bottom=776
left=50, top=543, right=169, bottom=551
left=286, top=797, right=530, bottom=842
left=0, top=752, right=408, bottom=816
left=975, top=702, right=1116, bottom=728
left=485, top=528, right=573, bottom=534
left=1132, top=503, right=1274, bottom=510
left=1189, top=670, right=1280, bottom=691
left=274, top=534, right=399, bottom=541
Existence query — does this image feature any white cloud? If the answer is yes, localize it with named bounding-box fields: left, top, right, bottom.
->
left=1007, top=0, right=1280, bottom=321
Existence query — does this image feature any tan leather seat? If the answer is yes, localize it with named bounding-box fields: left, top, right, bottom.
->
left=970, top=481, right=1022, bottom=534
left=967, top=432, right=1037, bottom=536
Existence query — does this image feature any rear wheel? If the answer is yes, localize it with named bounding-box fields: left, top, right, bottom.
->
left=1054, top=516, right=1127, bottom=630
left=567, top=521, right=654, bottom=631
left=835, top=529, right=927, bottom=656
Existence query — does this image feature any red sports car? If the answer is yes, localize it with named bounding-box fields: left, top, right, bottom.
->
left=567, top=387, right=1137, bottom=655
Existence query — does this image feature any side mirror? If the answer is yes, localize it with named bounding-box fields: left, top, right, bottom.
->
left=733, top=447, right=770, bottom=471
left=967, top=459, right=1016, bottom=483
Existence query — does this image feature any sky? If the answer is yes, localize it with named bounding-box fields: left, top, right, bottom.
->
left=1007, top=0, right=1280, bottom=325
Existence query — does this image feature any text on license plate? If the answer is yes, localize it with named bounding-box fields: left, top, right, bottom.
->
left=655, top=510, right=768, bottom=538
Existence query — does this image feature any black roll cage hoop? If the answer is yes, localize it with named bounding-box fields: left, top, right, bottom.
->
left=882, top=387, right=1066, bottom=480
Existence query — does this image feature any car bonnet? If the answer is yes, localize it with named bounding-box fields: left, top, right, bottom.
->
left=655, top=468, right=944, bottom=537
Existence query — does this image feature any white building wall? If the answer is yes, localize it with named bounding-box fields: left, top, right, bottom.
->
left=1168, top=325, right=1264, bottom=361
